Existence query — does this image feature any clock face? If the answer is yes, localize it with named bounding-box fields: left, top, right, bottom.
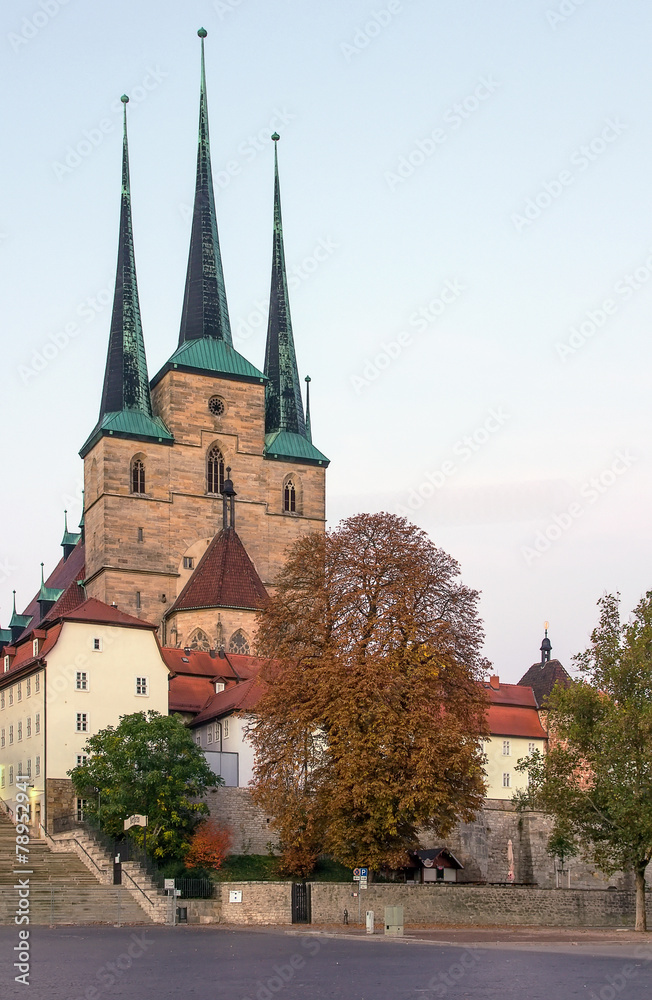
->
left=208, top=395, right=225, bottom=416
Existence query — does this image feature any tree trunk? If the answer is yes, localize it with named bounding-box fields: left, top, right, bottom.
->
left=635, top=867, right=647, bottom=932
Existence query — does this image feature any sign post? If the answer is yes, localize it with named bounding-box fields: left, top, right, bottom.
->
left=353, top=868, right=368, bottom=924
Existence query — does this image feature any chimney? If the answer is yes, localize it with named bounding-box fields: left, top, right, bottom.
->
left=489, top=674, right=500, bottom=689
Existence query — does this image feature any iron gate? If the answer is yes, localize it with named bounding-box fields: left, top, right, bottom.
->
left=291, top=882, right=311, bottom=924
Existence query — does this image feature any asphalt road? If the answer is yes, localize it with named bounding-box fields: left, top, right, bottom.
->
left=2, top=926, right=652, bottom=1000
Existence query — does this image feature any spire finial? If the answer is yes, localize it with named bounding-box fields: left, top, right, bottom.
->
left=263, top=135, right=307, bottom=437
left=304, top=375, right=312, bottom=443
left=540, top=622, right=552, bottom=664
left=12, top=590, right=16, bottom=615
left=178, top=28, right=232, bottom=346
left=64, top=509, right=69, bottom=532
left=40, top=563, right=45, bottom=586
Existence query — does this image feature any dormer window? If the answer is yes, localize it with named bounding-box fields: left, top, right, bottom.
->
left=3, top=655, right=9, bottom=673
left=33, top=639, right=39, bottom=656
left=215, top=681, right=225, bottom=693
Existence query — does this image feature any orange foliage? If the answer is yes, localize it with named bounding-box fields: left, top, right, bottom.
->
left=185, top=820, right=232, bottom=871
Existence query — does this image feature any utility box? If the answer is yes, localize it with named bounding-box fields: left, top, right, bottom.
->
left=366, top=910, right=375, bottom=935
left=384, top=905, right=404, bottom=936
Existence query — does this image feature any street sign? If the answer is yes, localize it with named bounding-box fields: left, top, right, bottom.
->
left=164, top=878, right=175, bottom=891
left=124, top=813, right=148, bottom=830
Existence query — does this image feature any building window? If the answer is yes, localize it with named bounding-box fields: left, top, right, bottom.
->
left=136, top=592, right=142, bottom=612
left=26, top=717, right=31, bottom=738
left=33, top=639, right=39, bottom=656
left=223, top=718, right=229, bottom=739
left=183, top=556, right=194, bottom=570
left=76, top=672, right=88, bottom=691
left=0, top=728, right=4, bottom=748
left=76, top=798, right=87, bottom=822
left=17, top=682, right=22, bottom=701
left=92, top=637, right=102, bottom=652
left=35, top=713, right=40, bottom=735
left=131, top=458, right=146, bottom=494
left=195, top=734, right=201, bottom=746
left=17, top=762, right=23, bottom=779
left=189, top=629, right=210, bottom=652
left=502, top=772, right=511, bottom=788
left=26, top=759, right=31, bottom=778
left=35, top=756, right=40, bottom=777
left=76, top=713, right=88, bottom=732
left=284, top=478, right=297, bottom=513
left=0, top=770, right=4, bottom=788
left=8, top=688, right=13, bottom=706
left=9, top=766, right=13, bottom=786
left=207, top=727, right=213, bottom=745
left=17, top=721, right=22, bottom=741
left=135, top=677, right=148, bottom=696
left=76, top=754, right=87, bottom=767
left=228, top=630, right=250, bottom=655
left=4, top=655, right=9, bottom=672
left=207, top=445, right=225, bottom=495
left=137, top=527, right=144, bottom=542
left=528, top=742, right=536, bottom=754
left=208, top=395, right=225, bottom=417
left=1, top=691, right=4, bottom=710
left=502, top=740, right=510, bottom=756
left=35, top=674, right=40, bottom=693
left=26, top=677, right=31, bottom=698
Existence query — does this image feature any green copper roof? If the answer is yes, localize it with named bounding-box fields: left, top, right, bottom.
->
left=0, top=629, right=11, bottom=646
left=80, top=410, right=174, bottom=457
left=264, top=135, right=306, bottom=437
left=264, top=430, right=329, bottom=466
left=61, top=510, right=81, bottom=549
left=82, top=97, right=167, bottom=459
left=153, top=337, right=266, bottom=387
left=39, top=583, right=64, bottom=604
left=9, top=593, right=31, bottom=631
left=178, top=29, right=232, bottom=347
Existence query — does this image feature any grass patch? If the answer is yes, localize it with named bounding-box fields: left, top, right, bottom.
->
left=211, top=854, right=354, bottom=883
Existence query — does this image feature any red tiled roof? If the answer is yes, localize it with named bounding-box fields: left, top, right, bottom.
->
left=190, top=675, right=266, bottom=726
left=40, top=579, right=87, bottom=626
left=0, top=624, right=63, bottom=684
left=59, top=598, right=158, bottom=630
left=484, top=681, right=538, bottom=708
left=487, top=704, right=547, bottom=740
left=167, top=527, right=268, bottom=614
left=20, top=541, right=85, bottom=627
left=169, top=674, right=215, bottom=714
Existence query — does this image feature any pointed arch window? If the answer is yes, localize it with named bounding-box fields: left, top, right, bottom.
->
left=228, top=630, right=250, bottom=655
left=189, top=629, right=211, bottom=652
left=131, top=458, right=146, bottom=494
left=284, top=478, right=296, bottom=513
left=207, top=446, right=225, bottom=495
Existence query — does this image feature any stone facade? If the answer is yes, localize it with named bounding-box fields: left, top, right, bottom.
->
left=204, top=786, right=279, bottom=854
left=45, top=778, right=76, bottom=828
left=83, top=369, right=326, bottom=636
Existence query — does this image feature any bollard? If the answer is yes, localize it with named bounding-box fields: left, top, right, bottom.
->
left=366, top=910, right=375, bottom=935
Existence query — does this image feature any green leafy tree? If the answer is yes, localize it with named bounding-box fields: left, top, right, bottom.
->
left=517, top=592, right=652, bottom=931
left=249, top=512, right=489, bottom=877
left=69, top=711, right=219, bottom=860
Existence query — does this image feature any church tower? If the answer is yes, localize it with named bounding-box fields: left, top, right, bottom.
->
left=80, top=31, right=329, bottom=652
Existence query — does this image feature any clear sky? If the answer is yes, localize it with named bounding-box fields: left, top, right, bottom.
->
left=2, top=0, right=652, bottom=682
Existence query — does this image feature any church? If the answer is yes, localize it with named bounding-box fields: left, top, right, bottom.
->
left=0, top=30, right=328, bottom=829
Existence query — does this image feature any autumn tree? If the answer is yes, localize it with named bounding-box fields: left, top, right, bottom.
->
left=248, top=512, right=489, bottom=877
left=70, top=711, right=219, bottom=860
left=517, top=592, right=652, bottom=931
left=185, top=819, right=232, bottom=872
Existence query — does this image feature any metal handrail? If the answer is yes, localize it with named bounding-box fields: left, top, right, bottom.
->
left=0, top=796, right=14, bottom=820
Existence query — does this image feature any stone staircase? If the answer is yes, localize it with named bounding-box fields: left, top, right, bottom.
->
left=49, top=825, right=169, bottom=924
left=0, top=812, right=155, bottom=925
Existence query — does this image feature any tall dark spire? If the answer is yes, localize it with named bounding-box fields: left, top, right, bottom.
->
left=178, top=28, right=232, bottom=346
left=304, top=376, right=312, bottom=443
left=99, top=96, right=152, bottom=418
left=80, top=98, right=172, bottom=459
left=264, top=133, right=306, bottom=436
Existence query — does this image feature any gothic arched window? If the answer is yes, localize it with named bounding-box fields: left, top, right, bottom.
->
left=207, top=445, right=225, bottom=495
left=284, top=478, right=296, bottom=513
left=131, top=457, right=146, bottom=494
left=228, top=629, right=250, bottom=655
left=189, top=629, right=211, bottom=652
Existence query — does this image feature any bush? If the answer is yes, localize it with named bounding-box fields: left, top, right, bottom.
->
left=184, top=820, right=232, bottom=872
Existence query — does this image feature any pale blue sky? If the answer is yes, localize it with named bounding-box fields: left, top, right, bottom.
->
left=2, top=0, right=652, bottom=680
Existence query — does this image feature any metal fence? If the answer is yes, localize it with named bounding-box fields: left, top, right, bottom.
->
left=174, top=878, right=214, bottom=898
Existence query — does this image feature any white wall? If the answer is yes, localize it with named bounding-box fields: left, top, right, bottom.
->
left=484, top=735, right=545, bottom=799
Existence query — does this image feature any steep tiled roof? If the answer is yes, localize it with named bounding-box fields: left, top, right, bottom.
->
left=169, top=674, right=215, bottom=714
left=20, top=542, right=85, bottom=632
left=190, top=675, right=266, bottom=726
left=0, top=624, right=63, bottom=683
left=518, top=659, right=572, bottom=708
left=40, top=580, right=87, bottom=626
left=167, top=527, right=268, bottom=614
left=60, top=598, right=158, bottom=630
left=484, top=680, right=538, bottom=708
left=487, top=704, right=547, bottom=740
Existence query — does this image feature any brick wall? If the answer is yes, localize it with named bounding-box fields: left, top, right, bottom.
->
left=220, top=882, right=292, bottom=925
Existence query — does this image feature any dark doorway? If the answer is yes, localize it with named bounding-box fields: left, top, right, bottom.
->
left=291, top=882, right=311, bottom=924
